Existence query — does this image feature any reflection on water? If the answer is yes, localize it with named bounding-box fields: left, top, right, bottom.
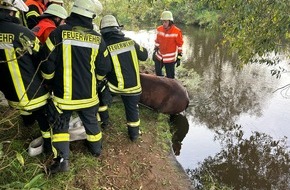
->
left=187, top=125, right=290, bottom=189
left=169, top=114, right=189, bottom=156
left=125, top=27, right=290, bottom=188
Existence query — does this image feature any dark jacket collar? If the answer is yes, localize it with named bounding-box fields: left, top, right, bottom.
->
left=0, top=12, right=21, bottom=24
left=65, top=13, right=93, bottom=30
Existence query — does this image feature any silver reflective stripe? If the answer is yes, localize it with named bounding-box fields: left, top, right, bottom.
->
left=63, top=39, right=99, bottom=49
left=0, top=43, right=13, bottom=49
left=110, top=45, right=134, bottom=56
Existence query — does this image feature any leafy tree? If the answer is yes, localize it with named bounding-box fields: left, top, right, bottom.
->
left=199, top=0, right=290, bottom=65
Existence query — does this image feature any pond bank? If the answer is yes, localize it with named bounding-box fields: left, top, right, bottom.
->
left=0, top=100, right=194, bottom=189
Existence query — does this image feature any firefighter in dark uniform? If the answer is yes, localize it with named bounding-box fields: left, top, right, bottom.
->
left=100, top=15, right=148, bottom=141
left=40, top=0, right=111, bottom=174
left=23, top=0, right=48, bottom=29
left=0, top=0, right=51, bottom=152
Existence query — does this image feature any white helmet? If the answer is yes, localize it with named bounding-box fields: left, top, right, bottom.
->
left=49, top=0, right=64, bottom=5
left=43, top=4, right=68, bottom=19
left=0, top=0, right=28, bottom=12
left=160, top=11, right=174, bottom=21
left=71, top=0, right=102, bottom=19
left=100, top=15, right=119, bottom=29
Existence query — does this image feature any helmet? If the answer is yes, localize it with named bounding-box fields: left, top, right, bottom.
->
left=100, top=15, right=119, bottom=29
left=71, top=0, right=102, bottom=19
left=49, top=0, right=64, bottom=5
left=160, top=11, right=173, bottom=21
left=0, top=0, right=28, bottom=12
left=43, top=4, right=68, bottom=19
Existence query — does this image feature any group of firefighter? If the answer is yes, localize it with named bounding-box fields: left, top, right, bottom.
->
left=0, top=0, right=183, bottom=174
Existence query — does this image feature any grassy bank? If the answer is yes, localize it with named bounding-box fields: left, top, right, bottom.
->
left=0, top=100, right=192, bottom=190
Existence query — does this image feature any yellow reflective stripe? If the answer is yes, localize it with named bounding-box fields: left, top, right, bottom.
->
left=112, top=56, right=124, bottom=89
left=91, top=48, right=98, bottom=97
left=45, top=37, right=55, bottom=52
left=98, top=105, right=108, bottom=112
left=5, top=49, right=28, bottom=102
left=41, top=131, right=51, bottom=138
left=53, top=95, right=99, bottom=110
left=97, top=74, right=105, bottom=81
left=53, top=95, right=98, bottom=105
left=87, top=132, right=102, bottom=142
left=63, top=43, right=72, bottom=100
left=52, top=133, right=70, bottom=142
left=108, top=82, right=141, bottom=94
left=104, top=49, right=109, bottom=57
left=96, top=112, right=101, bottom=121
left=131, top=50, right=139, bottom=73
left=9, top=93, right=49, bottom=110
left=26, top=11, right=40, bottom=18
left=41, top=71, right=54, bottom=80
left=127, top=119, right=140, bottom=127
left=131, top=50, right=140, bottom=86
left=33, top=38, right=40, bottom=52
left=52, top=146, right=58, bottom=158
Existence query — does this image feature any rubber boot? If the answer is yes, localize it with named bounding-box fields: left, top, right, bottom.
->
left=86, top=140, right=102, bottom=157
left=21, top=114, right=36, bottom=127
left=49, top=157, right=69, bottom=174
left=43, top=138, right=52, bottom=155
left=101, top=120, right=110, bottom=130
left=128, top=126, right=139, bottom=142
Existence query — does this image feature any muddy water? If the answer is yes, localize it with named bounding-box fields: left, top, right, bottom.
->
left=125, top=27, right=290, bottom=189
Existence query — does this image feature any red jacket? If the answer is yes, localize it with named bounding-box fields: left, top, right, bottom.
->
left=32, top=18, right=56, bottom=44
left=24, top=0, right=47, bottom=29
left=155, top=24, right=183, bottom=63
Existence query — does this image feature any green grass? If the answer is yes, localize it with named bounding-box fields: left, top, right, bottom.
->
left=0, top=101, right=172, bottom=189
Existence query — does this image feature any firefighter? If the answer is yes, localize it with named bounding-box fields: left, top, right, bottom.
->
left=0, top=0, right=51, bottom=153
left=22, top=0, right=64, bottom=29
left=100, top=15, right=148, bottom=141
left=23, top=0, right=48, bottom=29
left=40, top=0, right=111, bottom=174
left=32, top=4, right=68, bottom=44
left=152, top=10, right=184, bottom=79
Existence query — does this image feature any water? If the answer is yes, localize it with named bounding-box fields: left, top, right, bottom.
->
left=124, top=27, right=290, bottom=189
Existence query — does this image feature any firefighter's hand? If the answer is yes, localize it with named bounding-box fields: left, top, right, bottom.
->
left=176, top=59, right=181, bottom=67
left=152, top=47, right=158, bottom=61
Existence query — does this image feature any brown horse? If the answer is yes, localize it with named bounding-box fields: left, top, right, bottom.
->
left=140, top=73, right=189, bottom=114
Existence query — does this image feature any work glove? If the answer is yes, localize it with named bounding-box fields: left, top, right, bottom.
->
left=176, top=52, right=182, bottom=67
left=176, top=59, right=181, bottom=67
left=152, top=47, right=158, bottom=62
